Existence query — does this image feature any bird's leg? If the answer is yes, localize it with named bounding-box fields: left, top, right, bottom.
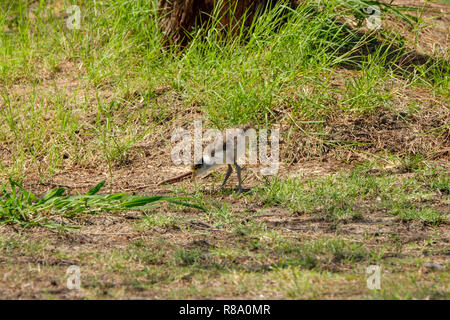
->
left=234, top=163, right=243, bottom=193
left=221, top=164, right=233, bottom=189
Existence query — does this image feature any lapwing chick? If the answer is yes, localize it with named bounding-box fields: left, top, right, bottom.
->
left=192, top=126, right=251, bottom=193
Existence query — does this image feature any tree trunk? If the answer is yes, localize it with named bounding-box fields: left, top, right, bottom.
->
left=158, top=0, right=271, bottom=45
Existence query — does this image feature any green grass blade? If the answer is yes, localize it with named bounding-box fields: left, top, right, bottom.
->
left=86, top=180, right=106, bottom=195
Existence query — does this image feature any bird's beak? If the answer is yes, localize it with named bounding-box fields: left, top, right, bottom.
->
left=191, top=168, right=198, bottom=180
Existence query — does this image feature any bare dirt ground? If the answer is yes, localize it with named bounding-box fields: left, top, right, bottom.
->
left=0, top=179, right=448, bottom=299
left=1, top=148, right=448, bottom=299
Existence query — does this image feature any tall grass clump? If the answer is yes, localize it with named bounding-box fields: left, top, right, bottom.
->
left=174, top=0, right=430, bottom=127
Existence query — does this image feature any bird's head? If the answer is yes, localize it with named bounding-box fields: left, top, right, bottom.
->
left=191, top=162, right=203, bottom=178
left=191, top=155, right=217, bottom=178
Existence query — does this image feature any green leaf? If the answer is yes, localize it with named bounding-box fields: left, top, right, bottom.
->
left=86, top=180, right=106, bottom=195
left=36, top=188, right=65, bottom=205
left=121, top=196, right=169, bottom=208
